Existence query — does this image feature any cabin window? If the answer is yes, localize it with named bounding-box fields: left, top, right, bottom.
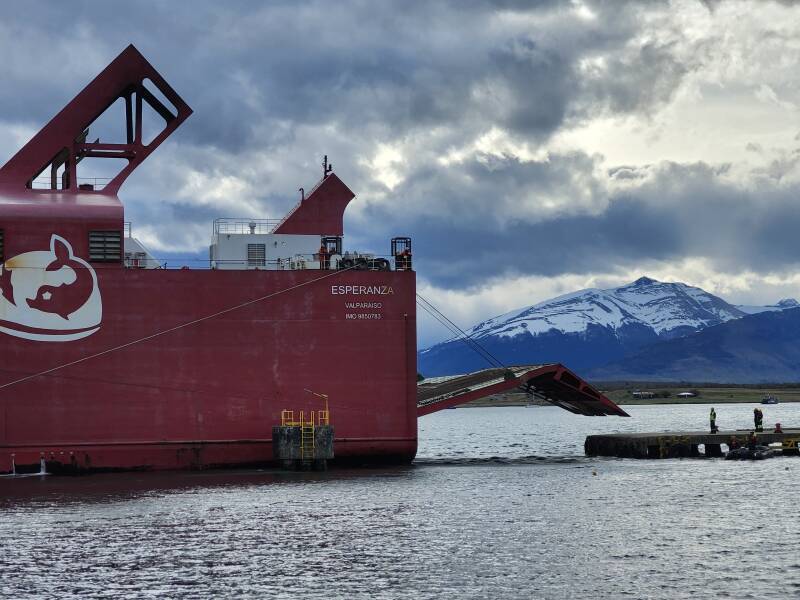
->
left=247, top=244, right=266, bottom=267
left=88, top=230, right=122, bottom=263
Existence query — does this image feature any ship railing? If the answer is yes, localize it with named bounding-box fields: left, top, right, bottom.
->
left=392, top=255, right=413, bottom=271
left=281, top=409, right=329, bottom=427
left=123, top=255, right=163, bottom=269
left=209, top=256, right=324, bottom=270
left=134, top=252, right=411, bottom=271
left=269, top=200, right=302, bottom=233
left=305, top=175, right=328, bottom=199
left=30, top=176, right=113, bottom=191
left=213, top=218, right=283, bottom=235
left=416, top=367, right=532, bottom=409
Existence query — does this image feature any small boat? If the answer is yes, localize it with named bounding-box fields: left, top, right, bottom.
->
left=761, top=395, right=779, bottom=404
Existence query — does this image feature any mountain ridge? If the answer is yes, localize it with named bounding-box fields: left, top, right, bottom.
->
left=418, top=277, right=799, bottom=378
left=586, top=307, right=800, bottom=383
left=466, top=276, right=744, bottom=341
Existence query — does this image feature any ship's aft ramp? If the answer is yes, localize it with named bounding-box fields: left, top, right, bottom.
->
left=417, top=364, right=629, bottom=417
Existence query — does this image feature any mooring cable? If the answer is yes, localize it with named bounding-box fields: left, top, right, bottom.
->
left=415, top=293, right=506, bottom=370
left=415, top=296, right=503, bottom=369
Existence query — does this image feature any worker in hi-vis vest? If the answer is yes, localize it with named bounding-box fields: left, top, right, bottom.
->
left=709, top=407, right=717, bottom=433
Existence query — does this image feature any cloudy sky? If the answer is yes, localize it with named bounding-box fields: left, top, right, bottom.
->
left=2, top=0, right=800, bottom=346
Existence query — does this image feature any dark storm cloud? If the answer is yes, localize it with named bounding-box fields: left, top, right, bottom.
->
left=373, top=156, right=800, bottom=288
left=0, top=1, right=679, bottom=148
left=2, top=0, right=783, bottom=291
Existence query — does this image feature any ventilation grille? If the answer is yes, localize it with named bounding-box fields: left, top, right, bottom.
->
left=89, top=230, right=122, bottom=263
left=247, top=243, right=266, bottom=267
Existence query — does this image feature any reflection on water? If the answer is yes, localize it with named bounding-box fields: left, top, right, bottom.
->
left=2, top=404, right=800, bottom=599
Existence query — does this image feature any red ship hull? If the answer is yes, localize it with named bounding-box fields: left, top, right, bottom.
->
left=1, top=269, right=417, bottom=473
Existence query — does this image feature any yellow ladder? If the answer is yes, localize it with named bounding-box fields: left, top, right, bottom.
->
left=300, top=411, right=315, bottom=460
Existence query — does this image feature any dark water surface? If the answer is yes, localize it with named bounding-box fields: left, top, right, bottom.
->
left=2, top=404, right=800, bottom=599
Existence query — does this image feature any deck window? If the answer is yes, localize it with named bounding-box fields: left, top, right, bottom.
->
left=88, top=230, right=122, bottom=263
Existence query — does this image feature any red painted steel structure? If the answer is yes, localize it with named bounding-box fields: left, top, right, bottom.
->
left=273, top=173, right=354, bottom=236
left=0, top=46, right=417, bottom=473
left=0, top=45, right=191, bottom=194
left=416, top=364, right=630, bottom=417
left=0, top=46, right=626, bottom=474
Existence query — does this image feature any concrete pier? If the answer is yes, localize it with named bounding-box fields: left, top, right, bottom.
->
left=272, top=425, right=334, bottom=470
left=585, top=429, right=800, bottom=459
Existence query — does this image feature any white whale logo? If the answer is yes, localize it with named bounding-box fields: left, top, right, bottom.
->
left=0, top=234, right=102, bottom=342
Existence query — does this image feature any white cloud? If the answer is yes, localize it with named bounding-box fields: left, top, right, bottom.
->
left=359, top=142, right=406, bottom=190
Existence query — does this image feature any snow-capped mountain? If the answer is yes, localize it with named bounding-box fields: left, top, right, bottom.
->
left=588, top=306, right=800, bottom=383
left=735, top=298, right=799, bottom=315
left=467, top=276, right=743, bottom=341
left=418, top=277, right=798, bottom=377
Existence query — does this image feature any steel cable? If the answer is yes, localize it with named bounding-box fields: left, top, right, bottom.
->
left=415, top=293, right=506, bottom=370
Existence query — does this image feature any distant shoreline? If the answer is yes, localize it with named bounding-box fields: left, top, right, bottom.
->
left=457, top=386, right=800, bottom=408
left=599, top=384, right=800, bottom=406
left=614, top=397, right=800, bottom=406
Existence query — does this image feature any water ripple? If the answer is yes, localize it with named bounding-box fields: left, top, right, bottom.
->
left=2, top=404, right=800, bottom=598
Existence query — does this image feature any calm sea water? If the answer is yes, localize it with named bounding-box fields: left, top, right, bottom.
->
left=2, top=403, right=799, bottom=599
